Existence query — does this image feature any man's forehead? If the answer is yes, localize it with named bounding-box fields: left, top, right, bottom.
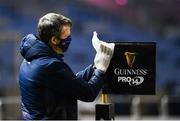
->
left=60, top=25, right=71, bottom=39
left=61, top=25, right=71, bottom=32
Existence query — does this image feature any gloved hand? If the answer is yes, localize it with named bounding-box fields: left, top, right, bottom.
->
left=92, top=31, right=115, bottom=72
left=94, top=44, right=113, bottom=72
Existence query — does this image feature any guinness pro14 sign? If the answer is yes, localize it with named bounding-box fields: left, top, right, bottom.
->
left=105, top=42, right=156, bottom=95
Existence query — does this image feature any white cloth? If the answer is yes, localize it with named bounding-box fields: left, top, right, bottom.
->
left=92, top=31, right=115, bottom=55
left=92, top=31, right=115, bottom=72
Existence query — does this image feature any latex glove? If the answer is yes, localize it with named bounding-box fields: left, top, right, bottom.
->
left=92, top=31, right=115, bottom=55
left=94, top=43, right=113, bottom=72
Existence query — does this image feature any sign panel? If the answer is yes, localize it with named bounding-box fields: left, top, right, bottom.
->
left=105, top=42, right=156, bottom=95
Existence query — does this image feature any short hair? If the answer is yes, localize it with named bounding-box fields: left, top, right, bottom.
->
left=37, top=13, right=72, bottom=42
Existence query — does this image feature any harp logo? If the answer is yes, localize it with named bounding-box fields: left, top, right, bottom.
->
left=124, top=52, right=136, bottom=68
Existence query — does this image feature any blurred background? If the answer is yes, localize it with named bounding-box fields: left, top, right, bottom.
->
left=0, top=0, right=180, bottom=120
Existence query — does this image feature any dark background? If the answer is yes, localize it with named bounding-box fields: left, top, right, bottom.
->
left=0, top=0, right=179, bottom=119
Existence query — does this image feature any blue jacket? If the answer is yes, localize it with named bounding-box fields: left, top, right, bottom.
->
left=19, top=34, right=105, bottom=120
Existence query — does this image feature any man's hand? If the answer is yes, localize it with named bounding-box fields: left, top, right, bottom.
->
left=92, top=31, right=115, bottom=72
left=94, top=44, right=113, bottom=72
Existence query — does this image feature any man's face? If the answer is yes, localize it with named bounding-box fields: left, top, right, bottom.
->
left=60, top=24, right=71, bottom=39
left=49, top=24, right=72, bottom=54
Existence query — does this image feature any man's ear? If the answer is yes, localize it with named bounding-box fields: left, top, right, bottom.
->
left=50, top=36, right=59, bottom=45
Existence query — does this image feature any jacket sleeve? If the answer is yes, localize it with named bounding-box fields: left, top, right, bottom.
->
left=47, top=61, right=105, bottom=102
left=75, top=64, right=95, bottom=82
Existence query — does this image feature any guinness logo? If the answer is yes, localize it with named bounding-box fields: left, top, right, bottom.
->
left=124, top=52, right=136, bottom=68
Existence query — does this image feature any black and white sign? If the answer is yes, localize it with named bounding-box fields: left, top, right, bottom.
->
left=105, top=42, right=156, bottom=95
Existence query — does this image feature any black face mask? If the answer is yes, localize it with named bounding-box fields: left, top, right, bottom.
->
left=57, top=36, right=72, bottom=52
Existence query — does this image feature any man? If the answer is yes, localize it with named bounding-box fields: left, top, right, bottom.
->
left=19, top=13, right=114, bottom=120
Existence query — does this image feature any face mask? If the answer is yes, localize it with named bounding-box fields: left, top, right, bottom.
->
left=58, top=36, right=72, bottom=52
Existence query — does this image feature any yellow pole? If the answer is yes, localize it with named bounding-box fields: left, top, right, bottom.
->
left=101, top=93, right=107, bottom=104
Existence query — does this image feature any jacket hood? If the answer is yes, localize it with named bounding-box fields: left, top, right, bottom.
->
left=20, top=34, right=52, bottom=61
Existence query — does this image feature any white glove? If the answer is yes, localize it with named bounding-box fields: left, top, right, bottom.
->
left=94, top=44, right=113, bottom=72
left=92, top=31, right=115, bottom=72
